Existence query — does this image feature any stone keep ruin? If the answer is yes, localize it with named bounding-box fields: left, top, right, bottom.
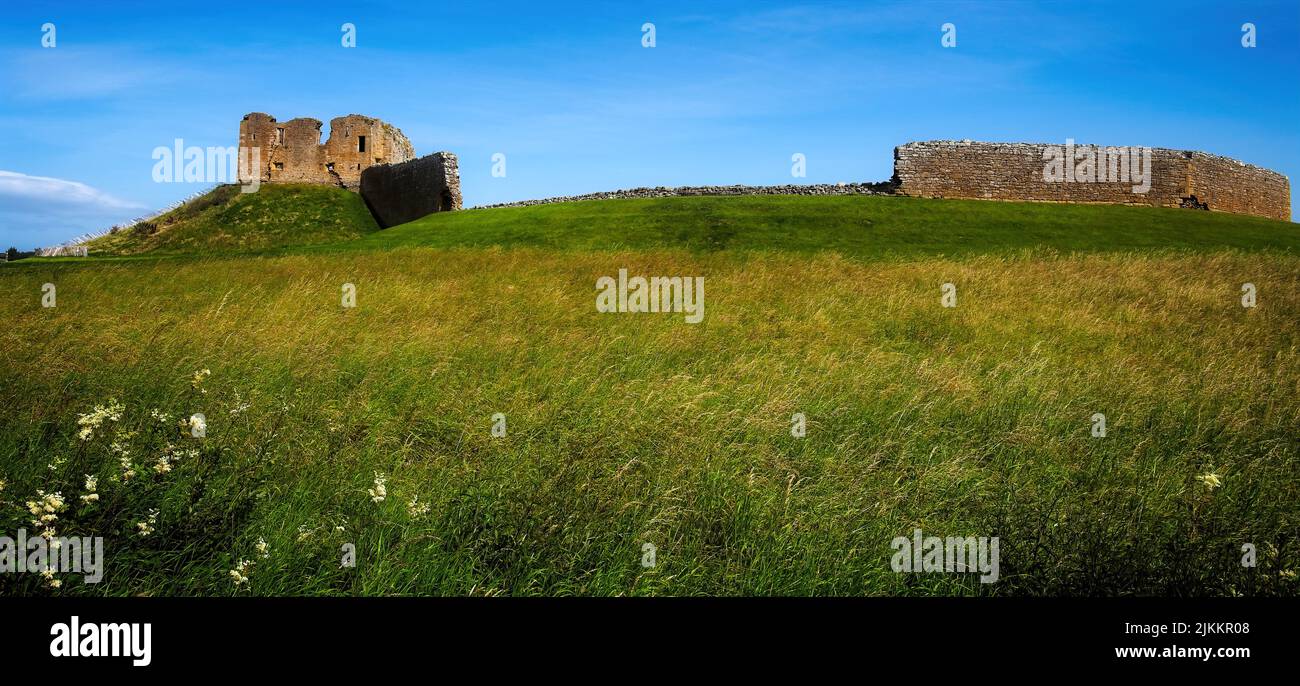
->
left=238, top=112, right=462, bottom=227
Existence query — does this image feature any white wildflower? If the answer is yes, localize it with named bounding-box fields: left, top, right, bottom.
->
left=76, top=400, right=124, bottom=441
left=119, top=453, right=136, bottom=482
left=368, top=472, right=387, bottom=503
left=256, top=537, right=270, bottom=559
left=153, top=445, right=196, bottom=475
left=191, top=369, right=211, bottom=393
left=80, top=474, right=99, bottom=505
left=229, top=558, right=253, bottom=586
left=1197, top=472, right=1223, bottom=490
left=407, top=495, right=431, bottom=518
left=26, top=490, right=66, bottom=528
left=136, top=509, right=159, bottom=537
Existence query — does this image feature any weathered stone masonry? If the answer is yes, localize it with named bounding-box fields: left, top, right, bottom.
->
left=232, top=118, right=1288, bottom=224
left=473, top=141, right=1288, bottom=221
left=237, top=112, right=461, bottom=225
left=361, top=153, right=462, bottom=228
left=239, top=113, right=416, bottom=189
left=893, top=141, right=1290, bottom=221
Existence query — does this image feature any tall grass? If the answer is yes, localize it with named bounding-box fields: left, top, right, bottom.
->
left=2, top=244, right=1295, bottom=595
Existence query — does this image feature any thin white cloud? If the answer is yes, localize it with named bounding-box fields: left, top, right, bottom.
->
left=3, top=47, right=193, bottom=101
left=0, top=171, right=148, bottom=249
left=0, top=170, right=144, bottom=212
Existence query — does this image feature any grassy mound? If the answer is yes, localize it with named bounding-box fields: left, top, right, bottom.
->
left=346, top=195, right=1300, bottom=258
left=1, top=196, right=1297, bottom=596
left=83, top=184, right=380, bottom=256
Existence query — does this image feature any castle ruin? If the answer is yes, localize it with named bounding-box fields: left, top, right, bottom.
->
left=238, top=112, right=462, bottom=227
left=472, top=140, right=1289, bottom=221
left=893, top=141, right=1290, bottom=221
left=232, top=114, right=1290, bottom=226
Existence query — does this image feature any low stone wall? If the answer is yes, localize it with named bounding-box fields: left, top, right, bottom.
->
left=360, top=153, right=462, bottom=228
left=473, top=182, right=896, bottom=209
left=893, top=140, right=1290, bottom=221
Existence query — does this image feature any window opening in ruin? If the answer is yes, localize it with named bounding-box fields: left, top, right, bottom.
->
left=275, top=128, right=284, bottom=145
left=273, top=162, right=284, bottom=171
left=358, top=135, right=367, bottom=153
left=326, top=163, right=335, bottom=172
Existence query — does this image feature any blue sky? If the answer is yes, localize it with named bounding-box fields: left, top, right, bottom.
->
left=1, top=0, right=1297, bottom=249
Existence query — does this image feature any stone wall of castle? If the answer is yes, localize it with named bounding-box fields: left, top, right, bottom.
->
left=472, top=182, right=894, bottom=209
left=360, top=153, right=463, bottom=228
left=230, top=119, right=1290, bottom=225
left=893, top=141, right=1290, bottom=221
left=238, top=112, right=415, bottom=190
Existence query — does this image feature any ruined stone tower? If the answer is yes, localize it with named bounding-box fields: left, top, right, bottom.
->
left=237, top=112, right=462, bottom=225
left=239, top=113, right=415, bottom=189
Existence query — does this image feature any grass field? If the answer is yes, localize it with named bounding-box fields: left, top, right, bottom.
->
left=82, top=184, right=379, bottom=255
left=2, top=194, right=1297, bottom=596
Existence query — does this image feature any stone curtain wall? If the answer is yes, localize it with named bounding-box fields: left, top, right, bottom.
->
left=894, top=141, right=1290, bottom=221
left=360, top=153, right=463, bottom=228
left=1181, top=151, right=1291, bottom=221
left=238, top=113, right=414, bottom=190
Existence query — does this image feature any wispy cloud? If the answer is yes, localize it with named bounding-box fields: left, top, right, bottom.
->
left=0, top=170, right=144, bottom=212
left=0, top=170, right=146, bottom=248
left=3, top=47, right=192, bottom=100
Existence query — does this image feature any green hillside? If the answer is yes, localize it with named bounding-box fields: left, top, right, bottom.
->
left=68, top=192, right=1300, bottom=260
left=347, top=195, right=1300, bottom=258
left=83, top=184, right=380, bottom=255
left=2, top=195, right=1297, bottom=597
